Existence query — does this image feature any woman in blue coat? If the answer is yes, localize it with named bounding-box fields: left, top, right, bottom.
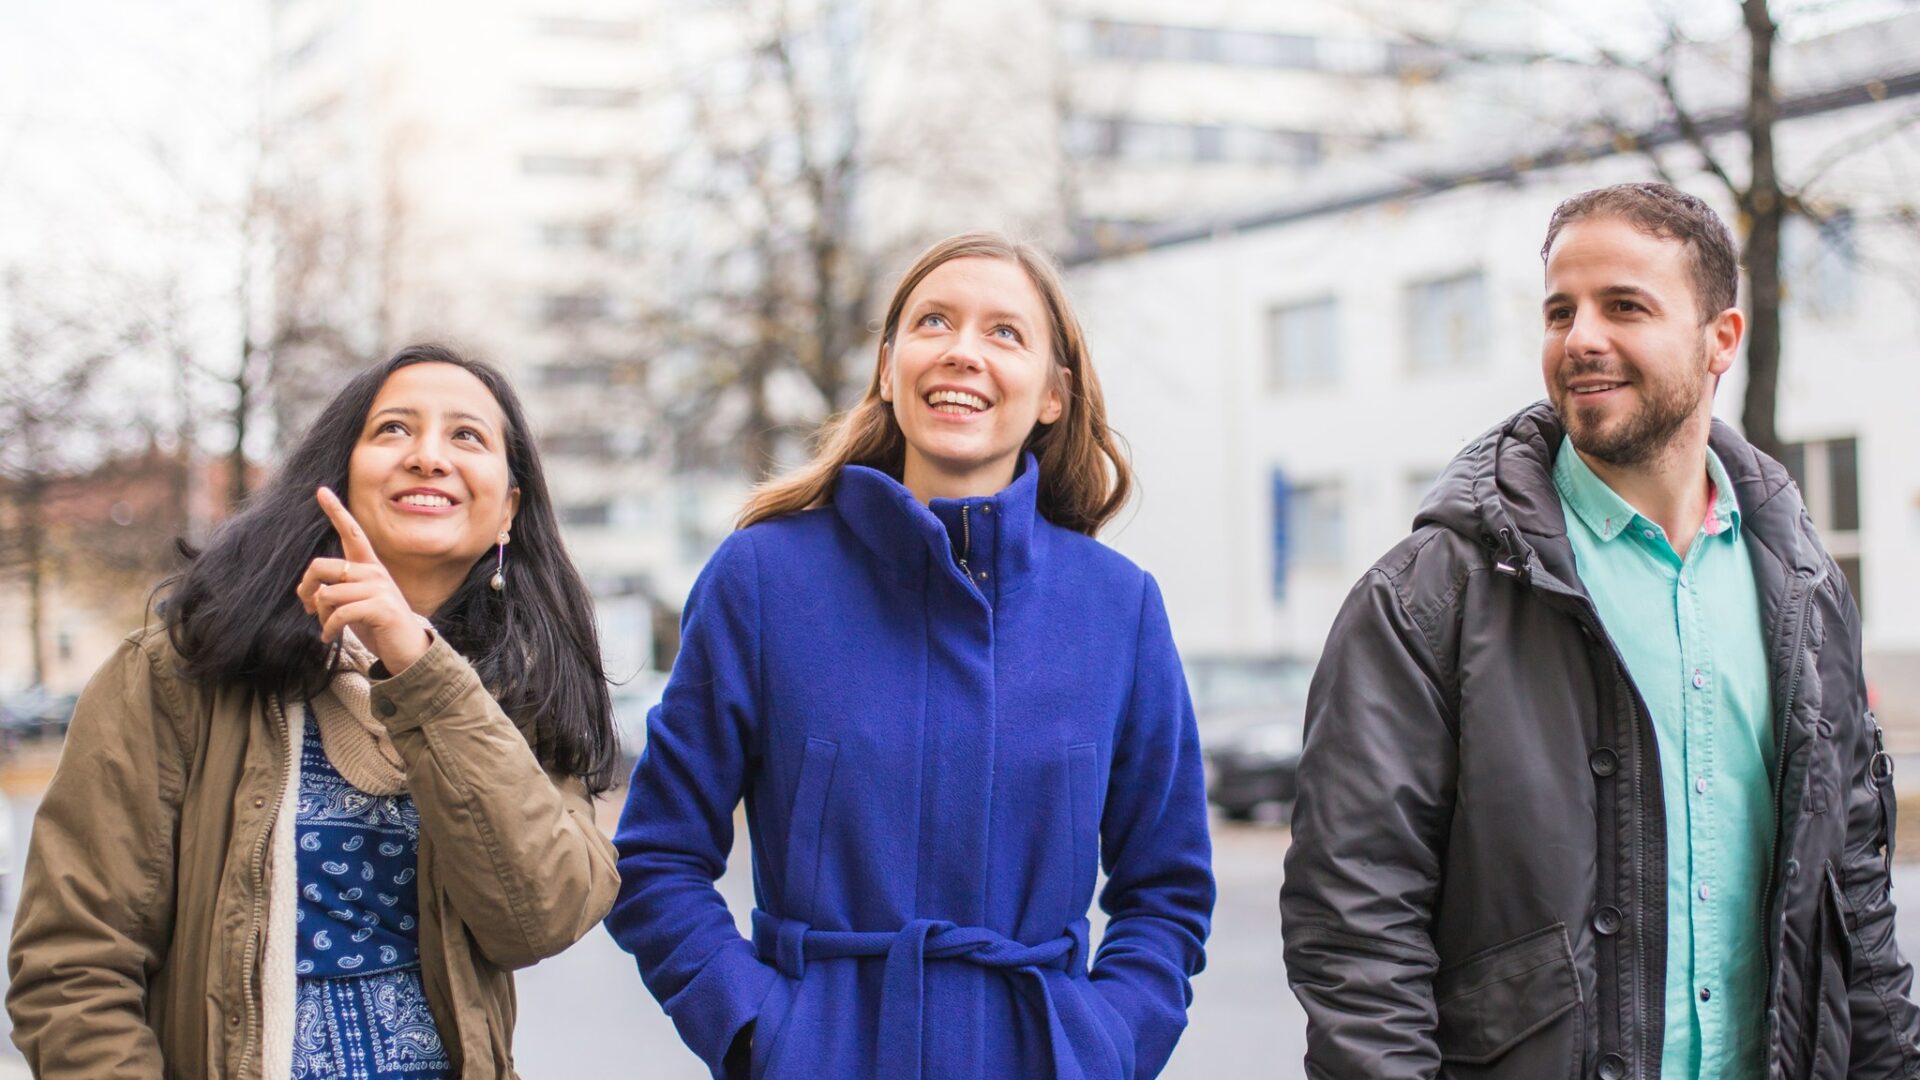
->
left=607, top=232, right=1214, bottom=1079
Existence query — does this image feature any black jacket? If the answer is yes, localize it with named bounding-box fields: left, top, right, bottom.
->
left=1279, top=403, right=1920, bottom=1079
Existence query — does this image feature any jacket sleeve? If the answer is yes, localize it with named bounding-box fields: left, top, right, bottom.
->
left=604, top=532, right=776, bottom=1079
left=1830, top=579, right=1920, bottom=1073
left=1087, top=573, right=1216, bottom=1079
left=1279, top=569, right=1457, bottom=1080
left=372, top=633, right=618, bottom=971
left=7, top=631, right=193, bottom=1077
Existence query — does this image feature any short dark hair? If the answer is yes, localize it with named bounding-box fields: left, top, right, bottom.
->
left=162, top=344, right=619, bottom=792
left=1541, top=182, right=1741, bottom=322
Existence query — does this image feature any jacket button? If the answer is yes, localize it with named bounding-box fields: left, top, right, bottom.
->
left=1591, top=906, right=1623, bottom=936
left=227, top=1014, right=240, bottom=1027
left=1786, top=858, right=1799, bottom=878
left=376, top=697, right=397, bottom=718
left=1597, top=1053, right=1627, bottom=1080
left=1588, top=748, right=1619, bottom=777
left=251, top=796, right=265, bottom=809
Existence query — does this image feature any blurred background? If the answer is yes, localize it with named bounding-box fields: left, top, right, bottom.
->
left=2, top=0, right=1919, bottom=1075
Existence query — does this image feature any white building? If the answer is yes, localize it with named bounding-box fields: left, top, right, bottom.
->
left=1069, top=16, right=1920, bottom=733
left=261, top=0, right=1511, bottom=671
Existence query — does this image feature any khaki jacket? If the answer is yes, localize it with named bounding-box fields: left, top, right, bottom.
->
left=6, top=627, right=620, bottom=1078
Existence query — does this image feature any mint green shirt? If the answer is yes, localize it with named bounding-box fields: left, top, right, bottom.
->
left=1553, top=437, right=1774, bottom=1080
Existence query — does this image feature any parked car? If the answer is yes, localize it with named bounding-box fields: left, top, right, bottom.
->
left=1189, top=657, right=1312, bottom=822
left=610, top=671, right=669, bottom=768
left=0, top=687, right=77, bottom=746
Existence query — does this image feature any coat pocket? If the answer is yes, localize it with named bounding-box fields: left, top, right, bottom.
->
left=782, top=738, right=839, bottom=923
left=1808, top=864, right=1854, bottom=1079
left=1068, top=743, right=1101, bottom=884
left=1435, top=922, right=1582, bottom=1076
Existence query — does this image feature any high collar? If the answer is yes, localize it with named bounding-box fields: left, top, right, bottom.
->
left=1415, top=401, right=1825, bottom=589
left=832, top=454, right=1046, bottom=603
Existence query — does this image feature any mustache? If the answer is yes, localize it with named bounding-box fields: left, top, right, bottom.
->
left=1558, top=360, right=1632, bottom=385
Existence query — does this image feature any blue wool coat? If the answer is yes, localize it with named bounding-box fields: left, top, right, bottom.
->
left=606, top=458, right=1214, bottom=1080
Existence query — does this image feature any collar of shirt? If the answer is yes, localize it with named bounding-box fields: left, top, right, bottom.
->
left=1551, top=435, right=1741, bottom=548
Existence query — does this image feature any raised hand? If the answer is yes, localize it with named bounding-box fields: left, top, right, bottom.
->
left=296, top=487, right=433, bottom=674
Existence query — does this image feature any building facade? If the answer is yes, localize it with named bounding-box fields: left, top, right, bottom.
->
left=1068, top=16, right=1920, bottom=732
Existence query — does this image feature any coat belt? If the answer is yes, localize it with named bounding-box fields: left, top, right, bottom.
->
left=750, top=910, right=1105, bottom=1079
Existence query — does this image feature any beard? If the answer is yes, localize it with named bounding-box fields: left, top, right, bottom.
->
left=1554, top=341, right=1710, bottom=468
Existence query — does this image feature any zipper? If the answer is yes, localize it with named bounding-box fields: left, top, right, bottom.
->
left=235, top=695, right=293, bottom=1076
left=957, top=503, right=973, bottom=582
left=1497, top=545, right=1660, bottom=1073
left=1753, top=576, right=1812, bottom=1075
left=1760, top=582, right=1814, bottom=979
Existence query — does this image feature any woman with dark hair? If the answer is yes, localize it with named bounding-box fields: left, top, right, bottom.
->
left=608, top=233, right=1214, bottom=1079
left=8, top=345, right=619, bottom=1079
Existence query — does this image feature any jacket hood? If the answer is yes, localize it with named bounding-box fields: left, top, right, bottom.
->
left=1414, top=400, right=1826, bottom=583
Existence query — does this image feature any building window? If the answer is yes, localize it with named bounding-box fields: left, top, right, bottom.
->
left=530, top=85, right=640, bottom=109
left=539, top=292, right=612, bottom=324
left=561, top=501, right=614, bottom=527
left=529, top=16, right=640, bottom=38
left=1267, top=298, right=1340, bottom=389
left=1784, top=209, right=1855, bottom=319
left=1405, top=468, right=1444, bottom=523
left=1272, top=471, right=1345, bottom=599
left=537, top=360, right=617, bottom=387
left=533, top=221, right=613, bottom=250
left=521, top=154, right=611, bottom=177
left=543, top=432, right=614, bottom=458
left=1780, top=435, right=1863, bottom=611
left=1405, top=271, right=1487, bottom=372
left=1075, top=20, right=1379, bottom=72
left=1063, top=116, right=1320, bottom=166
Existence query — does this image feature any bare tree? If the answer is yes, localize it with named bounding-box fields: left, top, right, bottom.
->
left=636, top=0, right=1063, bottom=477
left=1365, top=0, right=1920, bottom=461
left=0, top=272, right=144, bottom=684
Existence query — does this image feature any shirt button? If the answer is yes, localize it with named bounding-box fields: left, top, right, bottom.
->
left=1699, top=884, right=1712, bottom=901
left=1692, top=671, right=1707, bottom=690
left=1700, top=986, right=1712, bottom=1002
left=1695, top=777, right=1708, bottom=794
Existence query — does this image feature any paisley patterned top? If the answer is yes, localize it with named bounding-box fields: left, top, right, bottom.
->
left=294, top=711, right=423, bottom=978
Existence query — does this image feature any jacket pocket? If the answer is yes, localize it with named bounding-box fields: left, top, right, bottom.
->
left=1435, top=923, right=1581, bottom=1075
left=782, top=738, right=839, bottom=923
left=1808, top=864, right=1854, bottom=1079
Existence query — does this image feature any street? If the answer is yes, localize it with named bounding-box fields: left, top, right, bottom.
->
left=2, top=791, right=1920, bottom=1078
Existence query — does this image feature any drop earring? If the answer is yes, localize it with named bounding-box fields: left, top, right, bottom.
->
left=490, top=532, right=508, bottom=592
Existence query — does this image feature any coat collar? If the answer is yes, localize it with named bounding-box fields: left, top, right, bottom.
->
left=832, top=454, right=1046, bottom=601
left=1416, top=401, right=1825, bottom=593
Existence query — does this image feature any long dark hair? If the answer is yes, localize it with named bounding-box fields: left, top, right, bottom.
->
left=162, top=344, right=618, bottom=792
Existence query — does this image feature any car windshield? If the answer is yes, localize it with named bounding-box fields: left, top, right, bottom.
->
left=1186, top=660, right=1311, bottom=715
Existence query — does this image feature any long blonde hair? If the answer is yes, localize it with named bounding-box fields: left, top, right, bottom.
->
left=737, top=232, right=1132, bottom=536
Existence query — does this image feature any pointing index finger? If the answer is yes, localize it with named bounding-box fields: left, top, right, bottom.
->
left=317, top=487, right=380, bottom=565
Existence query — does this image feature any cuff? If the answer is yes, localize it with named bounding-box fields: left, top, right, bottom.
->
left=367, top=633, right=483, bottom=735
left=662, top=938, right=781, bottom=1075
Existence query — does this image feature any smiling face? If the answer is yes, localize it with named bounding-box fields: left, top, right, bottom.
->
left=1541, top=215, right=1741, bottom=468
left=345, top=362, right=520, bottom=590
left=881, top=256, right=1065, bottom=502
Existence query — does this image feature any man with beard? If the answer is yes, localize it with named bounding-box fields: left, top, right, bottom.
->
left=1279, top=183, right=1920, bottom=1080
